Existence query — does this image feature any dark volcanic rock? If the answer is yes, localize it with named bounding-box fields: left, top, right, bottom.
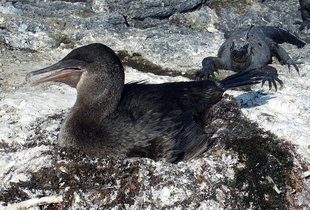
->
left=92, top=0, right=210, bottom=29
left=92, top=0, right=208, bottom=20
left=211, top=0, right=309, bottom=43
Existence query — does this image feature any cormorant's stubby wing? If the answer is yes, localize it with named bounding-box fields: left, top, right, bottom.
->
left=167, top=110, right=211, bottom=163
left=114, top=82, right=222, bottom=163
left=107, top=103, right=210, bottom=163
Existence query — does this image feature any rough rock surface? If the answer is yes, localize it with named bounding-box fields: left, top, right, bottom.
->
left=0, top=0, right=310, bottom=209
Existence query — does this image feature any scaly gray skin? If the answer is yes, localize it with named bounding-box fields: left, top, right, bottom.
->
left=196, top=26, right=306, bottom=90
left=299, top=0, right=310, bottom=30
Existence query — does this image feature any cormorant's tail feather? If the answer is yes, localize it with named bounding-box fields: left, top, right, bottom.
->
left=218, top=69, right=265, bottom=90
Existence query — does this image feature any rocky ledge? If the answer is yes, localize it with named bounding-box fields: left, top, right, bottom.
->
left=0, top=0, right=309, bottom=209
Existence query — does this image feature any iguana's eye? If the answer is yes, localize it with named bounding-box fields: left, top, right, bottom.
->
left=77, top=61, right=82, bottom=66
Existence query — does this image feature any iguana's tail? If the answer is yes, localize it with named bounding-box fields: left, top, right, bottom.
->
left=260, top=26, right=306, bottom=48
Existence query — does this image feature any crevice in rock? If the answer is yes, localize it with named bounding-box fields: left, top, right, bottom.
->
left=122, top=15, right=130, bottom=27
left=116, top=50, right=198, bottom=79
left=179, top=1, right=209, bottom=14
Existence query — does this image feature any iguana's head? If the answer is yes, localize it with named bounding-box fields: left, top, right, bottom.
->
left=229, top=26, right=254, bottom=70
left=230, top=42, right=253, bottom=62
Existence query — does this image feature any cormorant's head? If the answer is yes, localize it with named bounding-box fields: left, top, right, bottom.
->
left=26, top=43, right=123, bottom=88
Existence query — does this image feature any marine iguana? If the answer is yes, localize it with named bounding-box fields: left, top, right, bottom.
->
left=196, top=26, right=306, bottom=90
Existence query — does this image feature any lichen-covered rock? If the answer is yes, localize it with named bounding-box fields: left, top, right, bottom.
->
left=169, top=6, right=218, bottom=32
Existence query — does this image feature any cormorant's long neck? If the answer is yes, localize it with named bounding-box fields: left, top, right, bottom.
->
left=58, top=63, right=124, bottom=147
left=73, top=69, right=124, bottom=128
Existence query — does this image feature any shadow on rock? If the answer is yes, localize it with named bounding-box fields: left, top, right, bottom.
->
left=235, top=90, right=275, bottom=108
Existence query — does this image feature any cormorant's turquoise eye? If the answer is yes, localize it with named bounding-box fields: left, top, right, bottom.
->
left=77, top=61, right=82, bottom=66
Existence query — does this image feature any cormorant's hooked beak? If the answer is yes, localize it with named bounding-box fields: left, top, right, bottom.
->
left=26, top=60, right=85, bottom=88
